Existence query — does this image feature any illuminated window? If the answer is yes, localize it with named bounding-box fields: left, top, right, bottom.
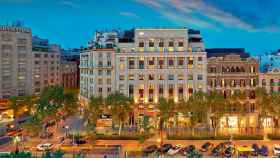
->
left=138, top=74, right=144, bottom=80
left=178, top=74, right=184, bottom=80
left=188, top=75, right=193, bottom=81
left=119, top=75, right=125, bottom=81
left=129, top=74, right=134, bottom=80
left=159, top=75, right=164, bottom=80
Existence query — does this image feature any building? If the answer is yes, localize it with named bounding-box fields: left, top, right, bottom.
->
left=31, top=36, right=61, bottom=95
left=207, top=53, right=259, bottom=133
left=61, top=48, right=80, bottom=88
left=80, top=28, right=208, bottom=105
left=0, top=25, right=33, bottom=99
left=259, top=67, right=280, bottom=94
left=88, top=31, right=119, bottom=48
left=257, top=50, right=280, bottom=73
left=61, top=61, right=79, bottom=89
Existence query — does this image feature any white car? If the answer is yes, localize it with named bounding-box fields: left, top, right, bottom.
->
left=36, top=143, right=54, bottom=151
left=273, top=144, right=280, bottom=155
left=167, top=144, right=182, bottom=155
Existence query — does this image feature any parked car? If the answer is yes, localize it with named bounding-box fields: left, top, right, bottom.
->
left=259, top=145, right=268, bottom=156
left=224, top=147, right=235, bottom=157
left=0, top=136, right=12, bottom=146
left=36, top=143, right=54, bottom=151
left=211, top=143, right=224, bottom=156
left=143, top=145, right=158, bottom=156
left=251, top=143, right=259, bottom=156
left=200, top=142, right=214, bottom=152
left=40, top=132, right=53, bottom=139
left=162, top=144, right=172, bottom=153
left=273, top=144, right=280, bottom=155
left=167, top=144, right=182, bottom=155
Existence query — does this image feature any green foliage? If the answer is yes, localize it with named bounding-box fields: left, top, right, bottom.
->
left=186, top=151, right=203, bottom=158
left=0, top=152, right=33, bottom=158
left=84, top=96, right=103, bottom=129
left=267, top=134, right=280, bottom=140
left=95, top=134, right=151, bottom=140
left=41, top=150, right=64, bottom=158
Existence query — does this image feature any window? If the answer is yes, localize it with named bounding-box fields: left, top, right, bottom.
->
left=158, top=59, right=164, bottom=69
left=159, top=40, right=164, bottom=47
left=168, top=74, right=174, bottom=80
left=119, top=75, right=125, bottom=81
left=129, top=85, right=134, bottom=98
left=178, top=74, right=184, bottom=80
left=129, top=74, right=134, bottom=80
left=120, top=57, right=125, bottom=62
left=188, top=75, right=193, bottom=80
left=168, top=59, right=174, bottom=66
left=168, top=41, right=174, bottom=47
left=107, top=70, right=111, bottom=76
left=262, top=79, right=266, bottom=86
left=159, top=84, right=164, bottom=96
left=139, top=60, right=144, bottom=69
left=178, top=58, right=184, bottom=66
left=129, top=59, right=135, bottom=69
left=98, top=78, right=103, bottom=85
left=198, top=57, right=203, bottom=61
left=197, top=74, right=203, bottom=80
left=159, top=75, right=164, bottom=80
left=149, top=40, right=154, bottom=47
left=149, top=74, right=154, bottom=80
left=139, top=41, right=144, bottom=47
left=148, top=58, right=155, bottom=66
left=44, top=54, right=48, bottom=58
left=35, top=54, right=41, bottom=58
left=98, top=70, right=103, bottom=76
left=107, top=78, right=111, bottom=84
left=138, top=74, right=144, bottom=80
left=178, top=41, right=184, bottom=47
left=188, top=57, right=193, bottom=65
left=107, top=87, right=111, bottom=93
left=98, top=87, right=102, bottom=93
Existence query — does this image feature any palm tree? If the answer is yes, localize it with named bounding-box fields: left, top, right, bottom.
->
left=255, top=88, right=272, bottom=129
left=158, top=98, right=175, bottom=133
left=105, top=92, right=132, bottom=135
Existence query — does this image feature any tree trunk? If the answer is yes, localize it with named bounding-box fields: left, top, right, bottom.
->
left=118, top=121, right=122, bottom=136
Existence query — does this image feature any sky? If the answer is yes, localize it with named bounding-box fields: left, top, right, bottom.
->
left=0, top=0, right=279, bottom=55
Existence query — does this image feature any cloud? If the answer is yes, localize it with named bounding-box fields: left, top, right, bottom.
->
left=136, top=0, right=280, bottom=32
left=120, top=12, right=139, bottom=18
left=58, top=0, right=79, bottom=8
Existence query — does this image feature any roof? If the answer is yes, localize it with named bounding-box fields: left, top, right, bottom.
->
left=206, top=48, right=250, bottom=58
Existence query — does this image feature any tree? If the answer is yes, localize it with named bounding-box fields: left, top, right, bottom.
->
left=105, top=92, right=132, bottom=135
left=158, top=98, right=175, bottom=131
left=22, top=114, right=42, bottom=137
left=84, top=96, right=103, bottom=131
left=206, top=90, right=226, bottom=136
left=186, top=151, right=203, bottom=158
left=62, top=91, right=79, bottom=118
left=255, top=88, right=273, bottom=128
left=8, top=96, right=21, bottom=121
left=183, top=92, right=208, bottom=136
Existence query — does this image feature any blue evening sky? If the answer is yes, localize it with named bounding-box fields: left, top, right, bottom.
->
left=0, top=0, right=279, bottom=55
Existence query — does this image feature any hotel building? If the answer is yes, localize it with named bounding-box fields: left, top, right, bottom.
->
left=80, top=28, right=207, bottom=105
left=207, top=51, right=259, bottom=132
left=259, top=68, right=280, bottom=94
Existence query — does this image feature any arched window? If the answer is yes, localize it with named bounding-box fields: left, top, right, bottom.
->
left=240, top=67, right=245, bottom=72
left=236, top=67, right=240, bottom=72
left=231, top=67, right=235, bottom=72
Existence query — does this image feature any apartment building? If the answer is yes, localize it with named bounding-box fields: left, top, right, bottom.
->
left=0, top=25, right=33, bottom=99
left=61, top=61, right=79, bottom=89
left=80, top=28, right=207, bottom=105
left=31, top=36, right=61, bottom=95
